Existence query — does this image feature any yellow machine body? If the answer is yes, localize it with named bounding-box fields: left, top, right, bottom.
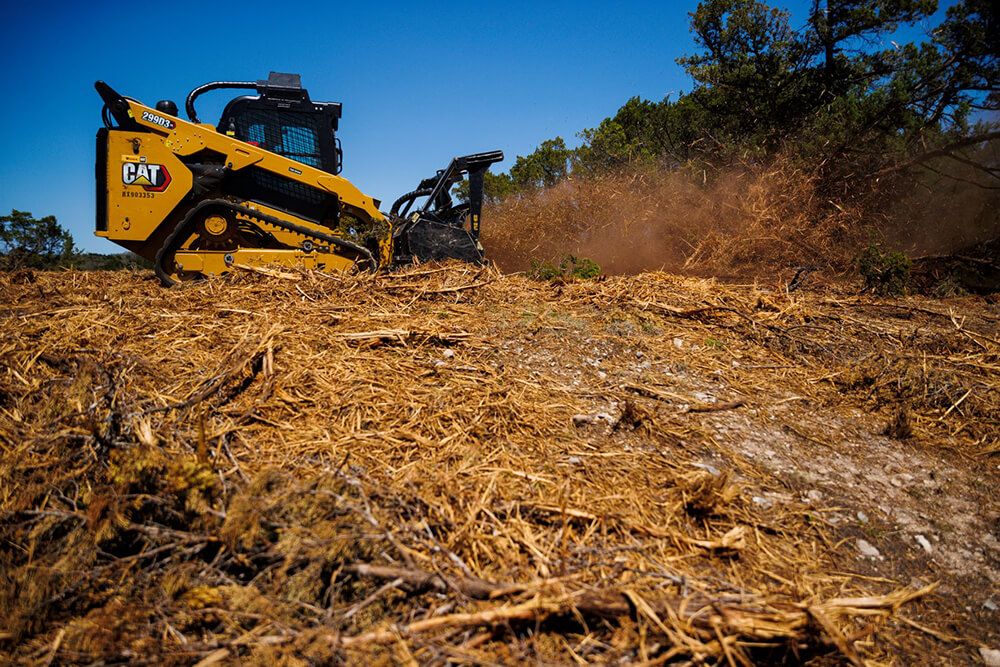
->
left=95, top=74, right=502, bottom=284
left=96, top=84, right=388, bottom=282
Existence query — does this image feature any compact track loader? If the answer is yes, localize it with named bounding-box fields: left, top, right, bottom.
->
left=94, top=72, right=503, bottom=284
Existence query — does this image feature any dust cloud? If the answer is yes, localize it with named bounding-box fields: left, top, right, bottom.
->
left=481, top=156, right=999, bottom=277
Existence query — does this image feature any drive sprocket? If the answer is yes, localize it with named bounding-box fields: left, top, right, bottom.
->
left=191, top=211, right=242, bottom=251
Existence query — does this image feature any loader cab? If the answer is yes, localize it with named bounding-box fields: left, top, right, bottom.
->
left=216, top=74, right=344, bottom=175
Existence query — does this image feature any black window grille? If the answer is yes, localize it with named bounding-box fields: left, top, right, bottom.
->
left=234, top=109, right=323, bottom=169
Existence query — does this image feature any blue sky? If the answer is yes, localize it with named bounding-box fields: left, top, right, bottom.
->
left=0, top=0, right=948, bottom=253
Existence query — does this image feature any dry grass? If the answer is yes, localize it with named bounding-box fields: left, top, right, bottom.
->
left=1, top=265, right=997, bottom=664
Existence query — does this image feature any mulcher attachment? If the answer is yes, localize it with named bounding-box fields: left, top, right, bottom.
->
left=389, top=151, right=504, bottom=266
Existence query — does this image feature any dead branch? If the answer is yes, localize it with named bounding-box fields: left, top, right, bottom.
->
left=876, top=130, right=1000, bottom=177
left=335, top=562, right=938, bottom=649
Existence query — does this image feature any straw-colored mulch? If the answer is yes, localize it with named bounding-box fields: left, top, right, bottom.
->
left=1, top=264, right=996, bottom=664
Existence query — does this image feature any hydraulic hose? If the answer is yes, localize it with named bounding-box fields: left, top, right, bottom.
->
left=185, top=81, right=257, bottom=123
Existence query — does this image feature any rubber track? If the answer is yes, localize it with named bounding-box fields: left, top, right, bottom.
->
left=155, top=199, right=375, bottom=286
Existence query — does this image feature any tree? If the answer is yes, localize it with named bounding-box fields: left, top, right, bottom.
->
left=480, top=0, right=998, bottom=197
left=868, top=0, right=1000, bottom=181
left=806, top=0, right=999, bottom=187
left=927, top=0, right=999, bottom=122
left=451, top=139, right=572, bottom=202
left=509, top=138, right=573, bottom=190
left=579, top=97, right=665, bottom=170
left=808, top=0, right=937, bottom=98
left=679, top=0, right=815, bottom=149
left=0, top=210, right=78, bottom=270
left=451, top=171, right=517, bottom=204
left=675, top=0, right=998, bottom=190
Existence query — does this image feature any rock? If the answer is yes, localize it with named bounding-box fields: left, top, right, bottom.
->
left=752, top=496, right=774, bottom=509
left=804, top=489, right=823, bottom=504
left=914, top=534, right=933, bottom=554
left=572, top=411, right=617, bottom=427
left=691, top=462, right=721, bottom=476
left=889, top=473, right=913, bottom=487
left=597, top=371, right=607, bottom=380
left=984, top=599, right=998, bottom=612
left=857, top=538, right=882, bottom=560
left=857, top=511, right=869, bottom=523
left=442, top=348, right=455, bottom=359
left=979, top=647, right=1000, bottom=667
left=566, top=456, right=582, bottom=465
left=673, top=337, right=684, bottom=348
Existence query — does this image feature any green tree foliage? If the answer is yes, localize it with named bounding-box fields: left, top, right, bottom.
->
left=923, top=0, right=998, bottom=123
left=807, top=0, right=937, bottom=98
left=484, top=0, right=997, bottom=198
left=576, top=97, right=692, bottom=170
left=452, top=138, right=572, bottom=202
left=482, top=172, right=518, bottom=202
left=0, top=210, right=78, bottom=270
left=336, top=214, right=390, bottom=247
left=509, top=138, right=573, bottom=190
left=452, top=171, right=518, bottom=204
left=680, top=0, right=815, bottom=150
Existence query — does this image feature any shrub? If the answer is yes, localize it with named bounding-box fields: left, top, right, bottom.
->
left=857, top=242, right=911, bottom=296
left=529, top=254, right=601, bottom=281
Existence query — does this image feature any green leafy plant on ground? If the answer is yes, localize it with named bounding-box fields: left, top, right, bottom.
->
left=529, top=254, right=601, bottom=281
left=857, top=242, right=911, bottom=296
left=337, top=214, right=390, bottom=246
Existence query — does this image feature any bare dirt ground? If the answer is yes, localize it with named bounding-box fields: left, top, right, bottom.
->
left=1, top=265, right=997, bottom=665
left=488, top=271, right=1000, bottom=663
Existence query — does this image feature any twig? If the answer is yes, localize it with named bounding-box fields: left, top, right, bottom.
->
left=231, top=263, right=303, bottom=281
left=419, top=280, right=494, bottom=296
left=686, top=399, right=746, bottom=413
left=330, top=598, right=560, bottom=647
left=192, top=648, right=230, bottom=667
left=938, top=389, right=972, bottom=421
left=895, top=615, right=963, bottom=643
left=332, top=329, right=472, bottom=345
left=342, top=564, right=505, bottom=600
left=342, top=577, right=404, bottom=621
left=40, top=628, right=65, bottom=667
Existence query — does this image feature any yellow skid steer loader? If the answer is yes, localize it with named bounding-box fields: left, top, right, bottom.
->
left=94, top=72, right=503, bottom=284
